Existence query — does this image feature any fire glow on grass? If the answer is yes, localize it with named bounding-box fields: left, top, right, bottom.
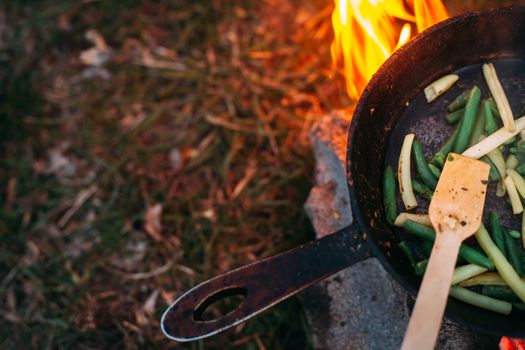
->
left=331, top=0, right=448, bottom=100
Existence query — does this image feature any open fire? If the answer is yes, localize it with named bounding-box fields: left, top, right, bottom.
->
left=331, top=0, right=448, bottom=100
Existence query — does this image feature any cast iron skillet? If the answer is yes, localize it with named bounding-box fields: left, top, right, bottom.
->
left=162, top=7, right=525, bottom=342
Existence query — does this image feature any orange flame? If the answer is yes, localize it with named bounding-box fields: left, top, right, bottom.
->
left=331, top=0, right=448, bottom=100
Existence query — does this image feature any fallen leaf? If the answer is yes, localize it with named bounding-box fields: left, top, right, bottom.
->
left=120, top=103, right=146, bottom=131
left=135, top=288, right=160, bottom=326
left=58, top=184, right=98, bottom=228
left=123, top=320, right=142, bottom=334
left=143, top=289, right=159, bottom=316
left=3, top=288, right=21, bottom=323
left=169, top=148, right=183, bottom=172
left=79, top=29, right=112, bottom=67
left=23, top=240, right=39, bottom=265
left=135, top=309, right=148, bottom=327
left=79, top=47, right=112, bottom=67
left=231, top=160, right=257, bottom=199
left=46, top=147, right=76, bottom=178
left=85, top=29, right=108, bottom=50
left=161, top=289, right=175, bottom=305
left=80, top=66, right=111, bottom=80
left=144, top=204, right=163, bottom=241
left=201, top=208, right=216, bottom=221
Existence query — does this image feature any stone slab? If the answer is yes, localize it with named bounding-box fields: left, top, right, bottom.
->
left=302, top=111, right=497, bottom=349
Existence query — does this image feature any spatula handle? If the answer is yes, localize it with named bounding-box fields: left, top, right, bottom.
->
left=401, top=232, right=462, bottom=350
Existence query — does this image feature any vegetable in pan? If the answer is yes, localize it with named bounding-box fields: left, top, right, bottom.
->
left=383, top=166, right=397, bottom=225
left=446, top=108, right=464, bottom=124
left=447, top=89, right=469, bottom=112
left=424, top=74, right=459, bottom=103
left=483, top=63, right=515, bottom=132
left=398, top=134, right=418, bottom=210
left=403, top=221, right=494, bottom=270
left=453, top=86, right=481, bottom=153
left=484, top=98, right=500, bottom=134
left=393, top=212, right=431, bottom=227
left=412, top=139, right=438, bottom=189
left=450, top=286, right=512, bottom=315
left=384, top=63, right=525, bottom=315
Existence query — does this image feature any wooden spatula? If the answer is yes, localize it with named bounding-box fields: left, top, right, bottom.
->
left=401, top=153, right=490, bottom=350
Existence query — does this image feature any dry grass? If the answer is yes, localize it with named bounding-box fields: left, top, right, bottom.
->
left=2, top=0, right=518, bottom=349
left=0, top=0, right=350, bottom=348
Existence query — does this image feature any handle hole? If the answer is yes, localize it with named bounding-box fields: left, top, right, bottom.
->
left=194, top=287, right=247, bottom=322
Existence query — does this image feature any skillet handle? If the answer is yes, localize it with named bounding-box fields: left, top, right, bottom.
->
left=161, top=223, right=370, bottom=342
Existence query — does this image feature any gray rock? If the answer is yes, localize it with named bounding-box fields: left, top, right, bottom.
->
left=304, top=111, right=354, bottom=236
left=302, top=111, right=497, bottom=350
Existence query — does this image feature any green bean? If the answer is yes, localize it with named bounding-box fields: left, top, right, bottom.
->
left=476, top=224, right=525, bottom=302
left=403, top=220, right=437, bottom=240
left=522, top=213, right=525, bottom=251
left=508, top=170, right=525, bottom=198
left=451, top=264, right=488, bottom=285
left=430, top=124, right=460, bottom=167
left=489, top=212, right=506, bottom=257
left=446, top=108, right=464, bottom=124
left=450, top=286, right=512, bottom=315
left=509, top=230, right=521, bottom=239
left=428, top=163, right=441, bottom=179
left=399, top=241, right=416, bottom=266
left=431, top=154, right=446, bottom=169
left=489, top=163, right=502, bottom=182
left=506, top=155, right=519, bottom=170
left=459, top=272, right=508, bottom=287
left=394, top=213, right=431, bottom=227
left=469, top=108, right=485, bottom=147
left=482, top=157, right=501, bottom=182
left=487, top=148, right=506, bottom=182
left=422, top=240, right=433, bottom=257
left=453, top=86, right=481, bottom=153
left=415, top=259, right=428, bottom=276
left=516, top=163, right=525, bottom=176
left=412, top=139, right=437, bottom=190
left=510, top=147, right=524, bottom=155
left=504, top=229, right=524, bottom=276
left=447, top=89, right=470, bottom=112
left=514, top=152, right=525, bottom=163
left=483, top=99, right=499, bottom=135
left=481, top=285, right=521, bottom=302
left=488, top=97, right=501, bottom=118
left=412, top=179, right=433, bottom=201
left=403, top=221, right=494, bottom=269
left=514, top=302, right=525, bottom=312
left=399, top=134, right=418, bottom=210
left=383, top=166, right=397, bottom=225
